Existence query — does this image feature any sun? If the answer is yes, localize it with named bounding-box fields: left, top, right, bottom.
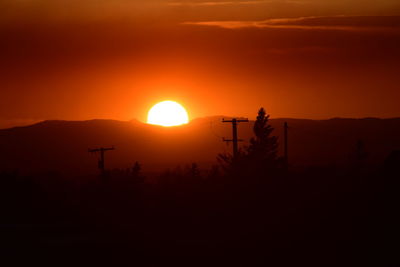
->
left=147, top=101, right=189, bottom=127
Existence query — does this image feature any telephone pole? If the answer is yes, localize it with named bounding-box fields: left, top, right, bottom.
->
left=88, top=146, right=115, bottom=173
left=222, top=118, right=249, bottom=158
left=284, top=122, right=289, bottom=171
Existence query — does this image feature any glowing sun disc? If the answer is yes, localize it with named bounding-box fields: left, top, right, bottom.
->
left=147, top=101, right=189, bottom=127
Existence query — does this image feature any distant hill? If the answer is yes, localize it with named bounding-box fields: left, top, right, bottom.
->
left=0, top=117, right=399, bottom=174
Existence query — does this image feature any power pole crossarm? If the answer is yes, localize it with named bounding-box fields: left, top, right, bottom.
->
left=88, top=147, right=115, bottom=153
left=222, top=118, right=249, bottom=158
left=222, top=119, right=249, bottom=123
left=88, top=146, right=115, bottom=173
left=222, top=138, right=244, bottom=142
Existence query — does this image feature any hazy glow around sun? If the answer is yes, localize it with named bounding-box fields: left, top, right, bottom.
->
left=147, top=101, right=189, bottom=127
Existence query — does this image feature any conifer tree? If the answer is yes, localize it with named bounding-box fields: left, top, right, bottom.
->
left=247, top=108, right=278, bottom=169
left=218, top=108, right=279, bottom=175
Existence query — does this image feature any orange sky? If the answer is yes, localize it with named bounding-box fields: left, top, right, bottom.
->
left=0, top=0, right=400, bottom=128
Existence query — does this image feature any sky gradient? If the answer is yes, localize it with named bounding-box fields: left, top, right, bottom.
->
left=1, top=0, right=400, bottom=128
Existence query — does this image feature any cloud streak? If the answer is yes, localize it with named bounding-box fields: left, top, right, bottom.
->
left=184, top=15, right=400, bottom=32
left=167, top=0, right=306, bottom=6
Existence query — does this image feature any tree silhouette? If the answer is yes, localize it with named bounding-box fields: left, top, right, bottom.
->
left=132, top=161, right=141, bottom=177
left=217, top=148, right=247, bottom=173
left=131, top=161, right=144, bottom=183
left=188, top=162, right=200, bottom=179
left=247, top=108, right=279, bottom=169
left=218, top=108, right=279, bottom=176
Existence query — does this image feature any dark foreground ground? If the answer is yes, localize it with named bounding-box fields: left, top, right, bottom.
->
left=0, top=163, right=397, bottom=267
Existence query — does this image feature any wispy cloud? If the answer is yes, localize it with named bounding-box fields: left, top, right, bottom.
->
left=183, top=15, right=400, bottom=32
left=167, top=0, right=306, bottom=7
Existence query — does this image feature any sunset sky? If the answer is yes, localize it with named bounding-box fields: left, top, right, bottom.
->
left=1, top=0, right=400, bottom=128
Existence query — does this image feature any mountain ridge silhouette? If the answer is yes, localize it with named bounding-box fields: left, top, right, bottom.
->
left=1, top=116, right=399, bottom=174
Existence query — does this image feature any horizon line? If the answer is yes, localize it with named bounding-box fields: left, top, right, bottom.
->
left=1, top=116, right=400, bottom=130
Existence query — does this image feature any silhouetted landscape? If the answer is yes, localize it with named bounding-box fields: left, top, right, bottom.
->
left=1, top=117, right=399, bottom=173
left=0, top=112, right=399, bottom=266
left=1, top=0, right=400, bottom=266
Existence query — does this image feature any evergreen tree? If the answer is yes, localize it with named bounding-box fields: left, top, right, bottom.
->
left=132, top=161, right=141, bottom=177
left=247, top=108, right=279, bottom=169
left=217, top=148, right=247, bottom=175
left=218, top=108, right=279, bottom=176
left=189, top=163, right=200, bottom=179
left=131, top=161, right=144, bottom=183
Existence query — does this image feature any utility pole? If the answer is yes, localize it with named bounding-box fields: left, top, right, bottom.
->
left=284, top=122, right=289, bottom=171
left=222, top=118, right=249, bottom=158
left=88, top=146, right=115, bottom=173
